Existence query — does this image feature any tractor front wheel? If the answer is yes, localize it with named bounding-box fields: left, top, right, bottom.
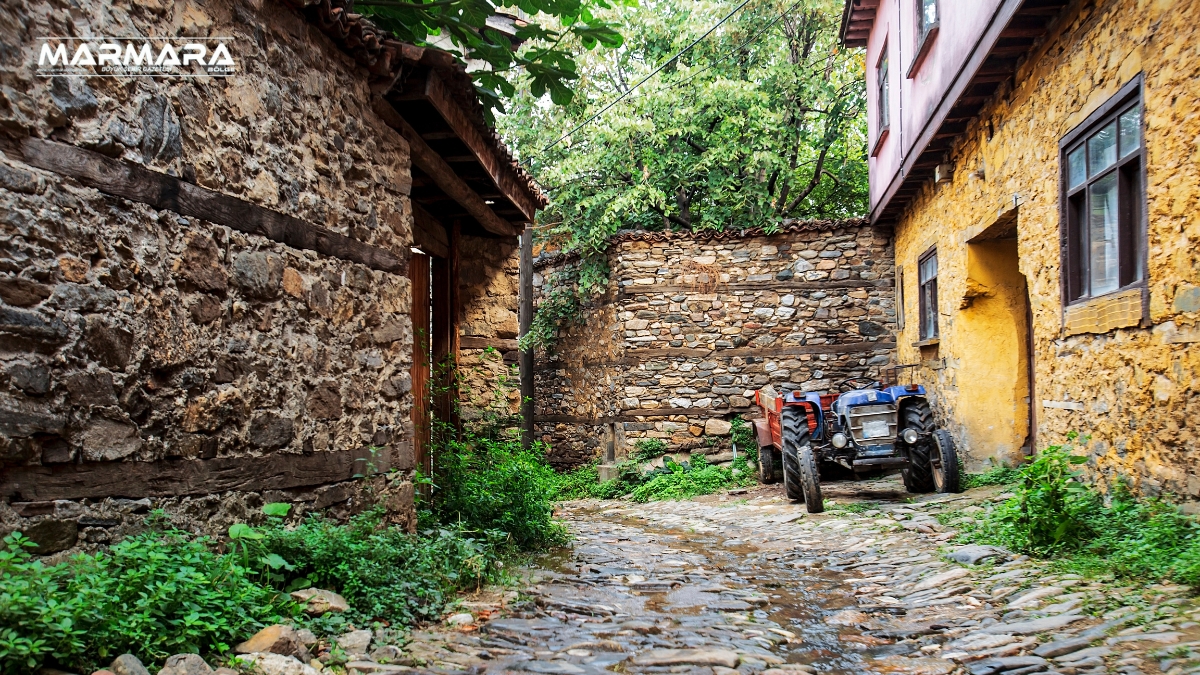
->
left=931, top=429, right=962, bottom=493
left=901, top=400, right=936, bottom=493
left=780, top=407, right=807, bottom=502
left=781, top=407, right=823, bottom=512
left=797, top=444, right=824, bottom=513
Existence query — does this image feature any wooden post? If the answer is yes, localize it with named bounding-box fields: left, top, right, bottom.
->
left=519, top=225, right=534, bottom=449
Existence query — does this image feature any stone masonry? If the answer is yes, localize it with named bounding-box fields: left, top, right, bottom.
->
left=534, top=221, right=896, bottom=468
left=0, top=0, right=417, bottom=553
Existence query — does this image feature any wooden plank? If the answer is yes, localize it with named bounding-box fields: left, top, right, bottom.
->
left=620, top=341, right=896, bottom=364
left=0, top=446, right=399, bottom=502
left=519, top=224, right=534, bottom=448
left=370, top=97, right=517, bottom=237
left=460, top=336, right=519, bottom=350
left=19, top=138, right=407, bottom=275
left=534, top=407, right=759, bottom=425
left=617, top=279, right=887, bottom=296
left=398, top=72, right=542, bottom=221
left=412, top=203, right=449, bottom=258
left=410, top=251, right=432, bottom=481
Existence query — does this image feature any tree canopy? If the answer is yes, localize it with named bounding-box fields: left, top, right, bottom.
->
left=495, top=0, right=869, bottom=348
left=356, top=0, right=628, bottom=115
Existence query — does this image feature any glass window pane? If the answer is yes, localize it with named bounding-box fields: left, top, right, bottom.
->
left=922, top=0, right=938, bottom=32
left=1067, top=146, right=1085, bottom=189
left=1119, top=105, right=1140, bottom=157
left=1087, top=122, right=1117, bottom=177
left=1088, top=172, right=1120, bottom=296
left=919, top=253, right=937, bottom=283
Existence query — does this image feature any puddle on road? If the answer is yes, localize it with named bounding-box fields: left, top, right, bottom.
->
left=523, top=502, right=911, bottom=674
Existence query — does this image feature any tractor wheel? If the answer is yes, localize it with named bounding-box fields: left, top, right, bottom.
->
left=780, top=407, right=808, bottom=502
left=759, top=443, right=778, bottom=484
left=901, top=400, right=936, bottom=494
left=931, top=429, right=962, bottom=493
left=797, top=444, right=824, bottom=513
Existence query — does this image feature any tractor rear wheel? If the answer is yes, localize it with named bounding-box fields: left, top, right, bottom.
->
left=797, top=444, right=824, bottom=513
left=780, top=407, right=807, bottom=502
left=931, top=429, right=962, bottom=493
left=759, top=442, right=778, bottom=484
left=901, top=400, right=936, bottom=493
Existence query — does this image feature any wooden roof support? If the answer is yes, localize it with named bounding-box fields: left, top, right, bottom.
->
left=371, top=96, right=518, bottom=237
left=394, top=71, right=543, bottom=222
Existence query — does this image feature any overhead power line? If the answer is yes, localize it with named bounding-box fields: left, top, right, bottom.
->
left=538, top=0, right=754, bottom=155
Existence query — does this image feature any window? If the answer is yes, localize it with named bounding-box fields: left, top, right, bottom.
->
left=918, top=0, right=938, bottom=41
left=877, top=44, right=890, bottom=134
left=896, top=265, right=905, bottom=330
left=1061, top=83, right=1144, bottom=304
left=918, top=249, right=938, bottom=340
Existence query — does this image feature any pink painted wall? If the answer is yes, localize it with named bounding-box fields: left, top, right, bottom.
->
left=865, top=0, right=1004, bottom=214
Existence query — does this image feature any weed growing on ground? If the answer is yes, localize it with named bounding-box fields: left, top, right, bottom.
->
left=961, top=465, right=1022, bottom=489
left=730, top=417, right=758, bottom=464
left=629, top=454, right=756, bottom=503
left=262, top=510, right=507, bottom=631
left=829, top=501, right=882, bottom=514
left=632, top=438, right=669, bottom=462
left=423, top=422, right=568, bottom=550
left=961, top=433, right=1200, bottom=588
left=0, top=529, right=296, bottom=675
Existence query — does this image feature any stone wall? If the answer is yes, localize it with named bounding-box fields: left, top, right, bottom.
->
left=456, top=233, right=523, bottom=428
left=533, top=221, right=896, bottom=468
left=0, top=0, right=416, bottom=553
left=891, top=0, right=1200, bottom=499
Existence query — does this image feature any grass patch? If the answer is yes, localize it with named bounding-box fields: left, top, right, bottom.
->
left=962, top=465, right=1022, bottom=489
left=552, top=452, right=756, bottom=503
left=961, top=434, right=1200, bottom=589
left=828, top=501, right=882, bottom=514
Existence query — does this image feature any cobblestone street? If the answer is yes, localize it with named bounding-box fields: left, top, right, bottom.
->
left=398, top=479, right=1200, bottom=675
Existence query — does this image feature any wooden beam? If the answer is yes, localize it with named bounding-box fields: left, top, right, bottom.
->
left=412, top=202, right=449, bottom=258
left=460, top=336, right=519, bottom=350
left=16, top=138, right=408, bottom=275
left=519, top=224, right=534, bottom=449
left=0, top=445, right=400, bottom=501
left=394, top=71, right=542, bottom=221
left=371, top=97, right=518, bottom=237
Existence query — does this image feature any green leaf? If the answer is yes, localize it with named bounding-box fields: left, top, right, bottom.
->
left=227, top=523, right=261, bottom=540
left=262, top=503, right=292, bottom=517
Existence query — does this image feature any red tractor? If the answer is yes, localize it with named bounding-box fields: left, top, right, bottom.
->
left=750, top=372, right=961, bottom=513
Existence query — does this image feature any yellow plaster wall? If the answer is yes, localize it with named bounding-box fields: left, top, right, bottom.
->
left=892, top=0, right=1200, bottom=499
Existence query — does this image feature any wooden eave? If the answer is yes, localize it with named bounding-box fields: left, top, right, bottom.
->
left=870, top=0, right=1072, bottom=228
left=839, top=0, right=879, bottom=48
left=287, top=0, right=546, bottom=240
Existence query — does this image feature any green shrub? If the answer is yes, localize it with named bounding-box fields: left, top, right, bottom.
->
left=261, top=511, right=503, bottom=630
left=730, top=417, right=758, bottom=463
left=633, top=438, right=669, bottom=462
left=628, top=454, right=756, bottom=503
left=0, top=530, right=295, bottom=674
left=962, top=433, right=1200, bottom=588
left=425, top=431, right=568, bottom=550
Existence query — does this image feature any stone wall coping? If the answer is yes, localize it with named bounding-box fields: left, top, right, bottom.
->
left=532, top=218, right=868, bottom=270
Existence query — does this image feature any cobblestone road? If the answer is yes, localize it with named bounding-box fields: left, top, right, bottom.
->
left=393, top=478, right=1200, bottom=675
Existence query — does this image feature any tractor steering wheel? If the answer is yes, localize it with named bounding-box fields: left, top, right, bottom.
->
left=838, top=377, right=882, bottom=392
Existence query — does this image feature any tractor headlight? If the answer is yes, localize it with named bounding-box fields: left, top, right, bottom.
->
left=901, top=428, right=919, bottom=444
left=831, top=432, right=849, bottom=448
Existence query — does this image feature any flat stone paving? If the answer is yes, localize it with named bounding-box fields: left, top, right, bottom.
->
left=393, top=477, right=1200, bottom=675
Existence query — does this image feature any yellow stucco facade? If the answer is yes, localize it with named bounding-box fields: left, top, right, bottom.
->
left=892, top=0, right=1200, bottom=499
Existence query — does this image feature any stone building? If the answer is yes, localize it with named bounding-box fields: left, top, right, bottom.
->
left=533, top=221, right=896, bottom=468
left=842, top=0, right=1200, bottom=499
left=0, top=0, right=541, bottom=553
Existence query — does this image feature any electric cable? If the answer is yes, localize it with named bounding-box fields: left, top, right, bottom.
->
left=538, top=0, right=755, bottom=155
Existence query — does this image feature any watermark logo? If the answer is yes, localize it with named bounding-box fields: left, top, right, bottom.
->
left=36, top=37, right=238, bottom=77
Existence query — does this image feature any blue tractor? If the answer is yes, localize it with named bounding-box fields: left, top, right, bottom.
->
left=752, top=370, right=962, bottom=513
